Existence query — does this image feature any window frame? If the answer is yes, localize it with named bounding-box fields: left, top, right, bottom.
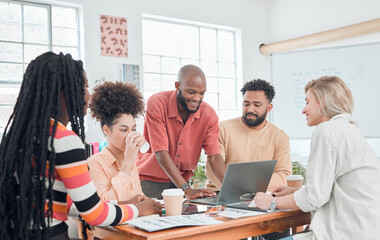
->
left=142, top=14, right=243, bottom=120
left=0, top=0, right=82, bottom=134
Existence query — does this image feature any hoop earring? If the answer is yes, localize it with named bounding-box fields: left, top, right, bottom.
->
left=318, top=108, right=324, bottom=116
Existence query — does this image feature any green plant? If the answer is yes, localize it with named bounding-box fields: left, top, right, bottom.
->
left=192, top=164, right=207, bottom=182
left=292, top=161, right=307, bottom=183
left=190, top=156, right=207, bottom=189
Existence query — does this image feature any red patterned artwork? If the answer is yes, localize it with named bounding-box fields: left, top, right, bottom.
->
left=100, top=14, right=128, bottom=57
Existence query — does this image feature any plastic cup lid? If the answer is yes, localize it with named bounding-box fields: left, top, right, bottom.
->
left=162, top=188, right=184, bottom=196
left=286, top=175, right=304, bottom=180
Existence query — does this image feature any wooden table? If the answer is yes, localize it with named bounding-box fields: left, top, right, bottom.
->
left=92, top=210, right=311, bottom=240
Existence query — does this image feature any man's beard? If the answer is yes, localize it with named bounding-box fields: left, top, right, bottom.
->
left=177, top=90, right=201, bottom=114
left=243, top=109, right=267, bottom=127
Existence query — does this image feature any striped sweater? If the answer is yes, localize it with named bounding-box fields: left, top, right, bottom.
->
left=46, top=120, right=138, bottom=234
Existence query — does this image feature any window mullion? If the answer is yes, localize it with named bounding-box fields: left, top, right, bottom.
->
left=216, top=29, right=220, bottom=116
left=76, top=8, right=81, bottom=59
left=21, top=3, right=25, bottom=68
left=160, top=55, right=163, bottom=91
left=48, top=5, right=52, bottom=51
left=197, top=26, right=201, bottom=65
left=233, top=32, right=238, bottom=114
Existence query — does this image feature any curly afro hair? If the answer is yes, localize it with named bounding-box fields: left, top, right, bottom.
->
left=240, top=79, right=276, bottom=103
left=90, top=81, right=145, bottom=127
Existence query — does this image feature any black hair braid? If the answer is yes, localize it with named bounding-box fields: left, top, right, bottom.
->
left=0, top=52, right=86, bottom=239
left=61, top=53, right=85, bottom=142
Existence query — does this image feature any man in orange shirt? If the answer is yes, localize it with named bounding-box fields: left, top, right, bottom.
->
left=137, top=65, right=226, bottom=199
left=207, top=79, right=292, bottom=190
left=206, top=79, right=292, bottom=240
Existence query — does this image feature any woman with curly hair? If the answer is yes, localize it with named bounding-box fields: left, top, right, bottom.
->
left=88, top=81, right=147, bottom=201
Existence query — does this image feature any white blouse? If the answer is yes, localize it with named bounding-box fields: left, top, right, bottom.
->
left=294, top=113, right=380, bottom=240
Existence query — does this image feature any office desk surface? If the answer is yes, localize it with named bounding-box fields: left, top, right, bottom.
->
left=93, top=209, right=311, bottom=240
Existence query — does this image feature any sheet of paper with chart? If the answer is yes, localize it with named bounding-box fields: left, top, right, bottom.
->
left=127, top=214, right=223, bottom=232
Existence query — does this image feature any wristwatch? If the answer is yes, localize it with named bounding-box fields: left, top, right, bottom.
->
left=181, top=182, right=189, bottom=191
left=269, top=197, right=277, bottom=212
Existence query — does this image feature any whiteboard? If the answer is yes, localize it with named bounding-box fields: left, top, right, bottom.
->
left=271, top=42, right=380, bottom=139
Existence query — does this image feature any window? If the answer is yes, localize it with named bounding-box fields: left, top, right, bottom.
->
left=0, top=1, right=81, bottom=133
left=142, top=15, right=242, bottom=121
left=118, top=64, right=141, bottom=89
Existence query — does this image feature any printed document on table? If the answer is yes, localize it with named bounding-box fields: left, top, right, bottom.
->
left=219, top=207, right=266, bottom=219
left=127, top=214, right=223, bottom=232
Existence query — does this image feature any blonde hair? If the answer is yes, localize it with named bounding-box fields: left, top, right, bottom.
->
left=305, top=76, right=354, bottom=118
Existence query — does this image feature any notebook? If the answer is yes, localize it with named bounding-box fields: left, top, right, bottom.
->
left=190, top=160, right=277, bottom=211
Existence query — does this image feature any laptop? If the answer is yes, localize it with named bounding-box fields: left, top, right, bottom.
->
left=189, top=160, right=277, bottom=210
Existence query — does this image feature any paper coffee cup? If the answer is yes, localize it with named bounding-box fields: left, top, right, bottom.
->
left=286, top=175, right=303, bottom=188
left=126, top=131, right=150, bottom=153
left=162, top=189, right=184, bottom=216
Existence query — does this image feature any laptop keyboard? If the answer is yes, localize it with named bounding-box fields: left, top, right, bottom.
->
left=199, top=197, right=217, bottom=204
left=190, top=196, right=217, bottom=205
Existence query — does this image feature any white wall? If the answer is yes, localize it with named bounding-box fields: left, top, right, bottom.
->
left=58, top=0, right=380, bottom=144
left=59, top=0, right=271, bottom=142
left=267, top=0, right=380, bottom=51
left=266, top=0, right=380, bottom=160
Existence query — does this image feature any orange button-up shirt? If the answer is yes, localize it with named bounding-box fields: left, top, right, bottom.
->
left=88, top=147, right=144, bottom=201
left=137, top=90, right=220, bottom=183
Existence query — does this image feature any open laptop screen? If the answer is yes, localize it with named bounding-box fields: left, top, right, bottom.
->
left=190, top=160, right=277, bottom=205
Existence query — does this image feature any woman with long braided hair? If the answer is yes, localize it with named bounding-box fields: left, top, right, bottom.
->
left=0, top=52, right=162, bottom=239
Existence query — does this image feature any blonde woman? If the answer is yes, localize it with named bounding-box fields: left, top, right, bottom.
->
left=254, top=76, right=380, bottom=239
